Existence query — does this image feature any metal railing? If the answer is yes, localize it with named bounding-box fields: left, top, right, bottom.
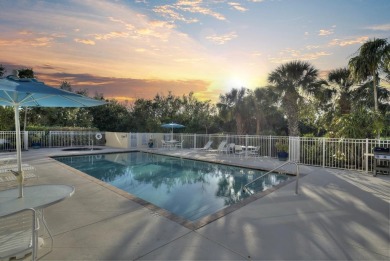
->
left=243, top=161, right=300, bottom=195
left=1, top=131, right=389, bottom=173
left=0, top=131, right=105, bottom=151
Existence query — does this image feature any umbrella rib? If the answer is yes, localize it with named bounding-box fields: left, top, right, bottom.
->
left=0, top=91, right=17, bottom=106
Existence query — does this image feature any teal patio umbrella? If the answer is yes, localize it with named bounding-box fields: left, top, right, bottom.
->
left=161, top=122, right=185, bottom=140
left=0, top=75, right=106, bottom=198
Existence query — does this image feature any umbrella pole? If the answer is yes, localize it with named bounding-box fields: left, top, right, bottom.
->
left=14, top=105, right=24, bottom=198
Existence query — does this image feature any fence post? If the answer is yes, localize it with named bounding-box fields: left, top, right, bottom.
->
left=194, top=134, right=196, bottom=149
left=269, top=135, right=272, bottom=158
left=322, top=138, right=326, bottom=168
left=24, top=131, right=29, bottom=150
left=365, top=138, right=369, bottom=173
left=245, top=135, right=248, bottom=157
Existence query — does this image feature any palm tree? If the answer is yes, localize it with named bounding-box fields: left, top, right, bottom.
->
left=268, top=60, right=324, bottom=136
left=327, top=68, right=354, bottom=115
left=217, top=87, right=249, bottom=135
left=348, top=38, right=390, bottom=113
left=251, top=87, right=278, bottom=135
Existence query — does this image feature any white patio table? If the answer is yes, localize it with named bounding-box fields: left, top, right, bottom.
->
left=165, top=140, right=179, bottom=149
left=0, top=184, right=75, bottom=251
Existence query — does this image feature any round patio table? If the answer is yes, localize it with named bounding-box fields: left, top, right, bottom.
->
left=0, top=184, right=75, bottom=217
left=0, top=184, right=75, bottom=253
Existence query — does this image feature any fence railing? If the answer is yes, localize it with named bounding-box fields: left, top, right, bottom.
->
left=1, top=131, right=389, bottom=173
left=0, top=131, right=105, bottom=151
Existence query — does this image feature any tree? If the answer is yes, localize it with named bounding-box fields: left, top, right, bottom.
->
left=60, top=81, right=73, bottom=92
left=268, top=60, right=324, bottom=136
left=17, top=68, right=34, bottom=78
left=348, top=38, right=390, bottom=113
left=89, top=99, right=131, bottom=131
left=0, top=64, right=5, bottom=77
left=248, top=87, right=279, bottom=135
left=327, top=68, right=354, bottom=115
left=217, top=88, right=250, bottom=135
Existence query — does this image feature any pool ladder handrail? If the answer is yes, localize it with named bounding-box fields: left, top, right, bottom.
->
left=243, top=161, right=300, bottom=195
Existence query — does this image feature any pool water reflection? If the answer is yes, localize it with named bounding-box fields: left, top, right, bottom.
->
left=54, top=152, right=289, bottom=221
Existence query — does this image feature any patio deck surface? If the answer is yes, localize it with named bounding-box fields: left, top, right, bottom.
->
left=2, top=146, right=389, bottom=260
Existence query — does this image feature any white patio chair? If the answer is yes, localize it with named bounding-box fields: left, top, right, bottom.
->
left=0, top=163, right=35, bottom=173
left=0, top=208, right=39, bottom=261
left=0, top=170, right=38, bottom=191
left=216, top=141, right=228, bottom=153
left=222, top=143, right=235, bottom=155
left=175, top=140, right=184, bottom=149
left=199, top=141, right=213, bottom=150
left=234, top=145, right=245, bottom=157
left=161, top=140, right=169, bottom=149
left=248, top=146, right=260, bottom=157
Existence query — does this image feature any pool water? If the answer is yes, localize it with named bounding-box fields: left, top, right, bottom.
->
left=54, top=152, right=289, bottom=221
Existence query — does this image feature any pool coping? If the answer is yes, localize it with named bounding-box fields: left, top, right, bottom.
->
left=51, top=150, right=303, bottom=230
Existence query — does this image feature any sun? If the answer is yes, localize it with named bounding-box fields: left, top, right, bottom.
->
left=226, top=76, right=248, bottom=89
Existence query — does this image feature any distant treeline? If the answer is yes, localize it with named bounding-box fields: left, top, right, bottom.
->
left=1, top=38, right=389, bottom=138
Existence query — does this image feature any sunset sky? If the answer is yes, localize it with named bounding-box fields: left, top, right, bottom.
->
left=0, top=0, right=389, bottom=103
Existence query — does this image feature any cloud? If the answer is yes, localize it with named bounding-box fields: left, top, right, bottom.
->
left=74, top=38, right=96, bottom=45
left=329, top=36, right=369, bottom=47
left=364, top=24, right=390, bottom=31
left=32, top=71, right=213, bottom=102
left=269, top=48, right=331, bottom=63
left=306, top=45, right=320, bottom=50
left=0, top=36, right=54, bottom=47
left=206, top=31, right=238, bottom=45
left=153, top=1, right=226, bottom=23
left=92, top=31, right=129, bottom=40
left=318, top=29, right=334, bottom=36
left=18, top=30, right=33, bottom=35
left=228, top=2, right=248, bottom=12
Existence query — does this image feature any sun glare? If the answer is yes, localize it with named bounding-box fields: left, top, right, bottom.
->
left=226, top=76, right=248, bottom=89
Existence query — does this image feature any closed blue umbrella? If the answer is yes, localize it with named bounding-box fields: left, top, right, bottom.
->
left=0, top=75, right=106, bottom=197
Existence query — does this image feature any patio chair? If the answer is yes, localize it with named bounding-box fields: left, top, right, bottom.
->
left=0, top=163, right=35, bottom=174
left=198, top=141, right=213, bottom=150
left=161, top=140, right=169, bottom=149
left=0, top=169, right=38, bottom=191
left=0, top=208, right=39, bottom=261
left=175, top=140, right=184, bottom=149
left=248, top=146, right=260, bottom=157
left=234, top=145, right=245, bottom=157
left=221, top=143, right=235, bottom=154
left=216, top=141, right=228, bottom=153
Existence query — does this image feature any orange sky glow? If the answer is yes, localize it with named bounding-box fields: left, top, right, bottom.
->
left=0, top=0, right=389, bottom=103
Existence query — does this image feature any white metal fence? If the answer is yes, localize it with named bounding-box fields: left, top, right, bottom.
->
left=0, top=131, right=105, bottom=151
left=0, top=131, right=389, bottom=173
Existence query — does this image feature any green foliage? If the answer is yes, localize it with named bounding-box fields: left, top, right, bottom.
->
left=0, top=64, right=5, bottom=77
left=89, top=99, right=131, bottom=132
left=268, top=60, right=324, bottom=136
left=328, top=108, right=382, bottom=138
left=0, top=107, right=15, bottom=130
left=275, top=142, right=288, bottom=152
left=17, top=68, right=34, bottom=78
left=349, top=38, right=389, bottom=114
left=26, top=125, right=98, bottom=132
left=217, top=87, right=250, bottom=135
left=1, top=40, right=389, bottom=138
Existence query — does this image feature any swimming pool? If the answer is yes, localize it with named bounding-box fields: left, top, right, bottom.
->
left=54, top=152, right=289, bottom=222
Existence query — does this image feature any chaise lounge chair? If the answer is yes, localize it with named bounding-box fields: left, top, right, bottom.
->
left=216, top=141, right=228, bottom=154
left=199, top=141, right=213, bottom=150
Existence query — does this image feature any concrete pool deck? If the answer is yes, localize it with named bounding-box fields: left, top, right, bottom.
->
left=2, top=147, right=389, bottom=260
